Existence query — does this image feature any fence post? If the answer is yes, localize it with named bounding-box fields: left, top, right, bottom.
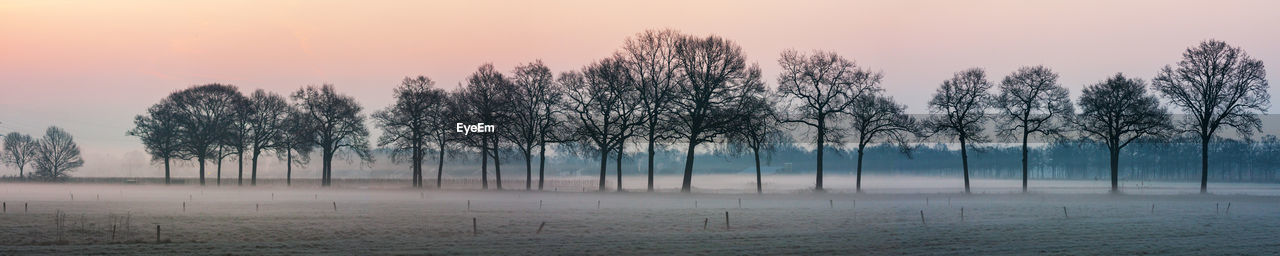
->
left=725, top=211, right=730, bottom=230
left=920, top=210, right=926, bottom=226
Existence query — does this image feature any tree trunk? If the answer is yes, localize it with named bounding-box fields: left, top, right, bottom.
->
left=493, top=140, right=503, bottom=191
left=1021, top=132, right=1029, bottom=193
left=286, top=150, right=293, bottom=187
left=680, top=140, right=697, bottom=193
left=198, top=156, right=207, bottom=186
left=216, top=156, right=222, bottom=186
left=815, top=121, right=825, bottom=192
left=322, top=148, right=334, bottom=187
left=616, top=147, right=623, bottom=192
left=414, top=145, right=424, bottom=188
left=1110, top=147, right=1119, bottom=193
left=647, top=129, right=656, bottom=192
left=163, top=157, right=171, bottom=185
left=598, top=148, right=608, bottom=191
left=251, top=152, right=259, bottom=186
left=537, top=139, right=546, bottom=191
left=481, top=146, right=489, bottom=190
left=437, top=140, right=446, bottom=189
left=856, top=144, right=865, bottom=193
left=237, top=152, right=244, bottom=186
left=413, top=146, right=423, bottom=188
left=754, top=147, right=762, bottom=194
left=525, top=152, right=533, bottom=191
left=1200, top=135, right=1209, bottom=194
left=960, top=136, right=970, bottom=194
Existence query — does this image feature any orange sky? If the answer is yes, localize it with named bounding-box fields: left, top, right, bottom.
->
left=1, top=0, right=1278, bottom=163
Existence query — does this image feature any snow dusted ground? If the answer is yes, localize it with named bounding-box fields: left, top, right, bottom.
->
left=1, top=178, right=1279, bottom=255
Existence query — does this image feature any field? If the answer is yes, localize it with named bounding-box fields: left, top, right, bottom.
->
left=2, top=177, right=1279, bottom=255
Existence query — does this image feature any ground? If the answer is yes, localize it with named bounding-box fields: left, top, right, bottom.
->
left=1, top=178, right=1279, bottom=255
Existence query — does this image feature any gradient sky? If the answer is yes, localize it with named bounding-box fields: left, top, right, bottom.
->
left=1, top=0, right=1278, bottom=175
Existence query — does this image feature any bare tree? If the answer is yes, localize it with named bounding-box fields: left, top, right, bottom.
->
left=1077, top=73, right=1172, bottom=193
left=434, top=90, right=468, bottom=188
left=168, top=84, right=249, bottom=186
left=214, top=146, right=234, bottom=186
left=246, top=90, right=291, bottom=186
left=3, top=132, right=37, bottom=180
left=276, top=109, right=314, bottom=186
left=725, top=85, right=785, bottom=194
left=1152, top=40, right=1270, bottom=194
left=31, top=127, right=83, bottom=181
left=226, top=101, right=251, bottom=186
left=669, top=35, right=763, bottom=193
left=622, top=29, right=683, bottom=192
left=992, top=66, right=1073, bottom=193
left=130, top=102, right=188, bottom=185
left=562, top=57, right=644, bottom=191
left=775, top=49, right=882, bottom=191
left=925, top=68, right=993, bottom=194
left=374, top=76, right=448, bottom=188
left=506, top=61, right=564, bottom=190
left=535, top=85, right=570, bottom=191
left=462, top=64, right=515, bottom=190
left=847, top=93, right=918, bottom=193
left=293, top=84, right=373, bottom=187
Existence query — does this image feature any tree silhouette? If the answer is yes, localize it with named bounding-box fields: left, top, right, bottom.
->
left=374, top=76, right=448, bottom=188
left=847, top=93, right=918, bottom=193
left=775, top=50, right=882, bottom=191
left=246, top=90, right=291, bottom=186
left=622, top=29, right=683, bottom=192
left=168, top=84, right=249, bottom=186
left=225, top=98, right=252, bottom=186
left=671, top=34, right=762, bottom=193
left=562, top=57, right=644, bottom=191
left=725, top=84, right=784, bottom=194
left=31, top=126, right=83, bottom=181
left=506, top=61, right=564, bottom=190
left=1077, top=73, right=1172, bottom=193
left=276, top=109, right=314, bottom=186
left=992, top=66, right=1073, bottom=193
left=214, top=144, right=235, bottom=186
left=293, top=84, right=372, bottom=187
left=3, top=132, right=37, bottom=180
left=128, top=102, right=186, bottom=185
left=926, top=68, right=993, bottom=194
left=1152, top=40, right=1270, bottom=194
left=435, top=90, right=468, bottom=188
left=463, top=64, right=515, bottom=190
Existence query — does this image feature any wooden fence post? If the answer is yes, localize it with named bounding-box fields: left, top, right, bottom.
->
left=920, top=210, right=926, bottom=226
left=725, top=211, right=730, bottom=230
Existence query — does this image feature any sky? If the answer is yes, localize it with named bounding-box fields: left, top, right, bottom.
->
left=1, top=0, right=1278, bottom=176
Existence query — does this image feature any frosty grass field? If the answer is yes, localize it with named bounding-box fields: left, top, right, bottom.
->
left=2, top=175, right=1279, bottom=255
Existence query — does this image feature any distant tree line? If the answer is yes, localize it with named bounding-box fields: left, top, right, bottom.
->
left=118, top=29, right=1267, bottom=194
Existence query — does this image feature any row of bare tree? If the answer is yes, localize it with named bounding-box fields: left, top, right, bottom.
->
left=126, top=29, right=1267, bottom=194
left=3, top=127, right=84, bottom=181
left=129, top=85, right=365, bottom=186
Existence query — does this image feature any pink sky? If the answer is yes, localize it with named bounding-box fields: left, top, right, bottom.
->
left=1, top=0, right=1278, bottom=172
